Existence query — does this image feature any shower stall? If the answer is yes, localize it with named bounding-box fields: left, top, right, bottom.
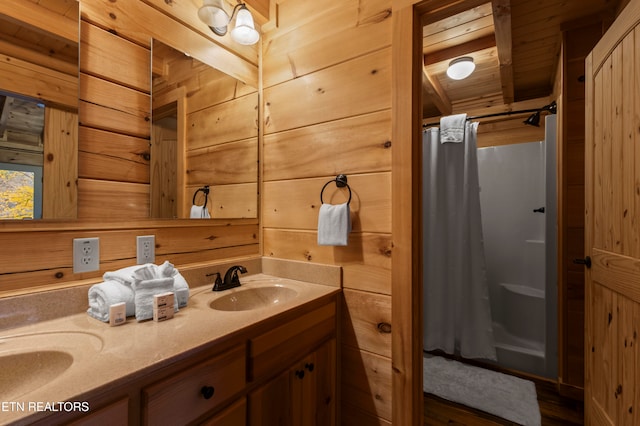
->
left=476, top=115, right=557, bottom=378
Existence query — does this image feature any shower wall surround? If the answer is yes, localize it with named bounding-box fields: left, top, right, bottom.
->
left=477, top=115, right=557, bottom=378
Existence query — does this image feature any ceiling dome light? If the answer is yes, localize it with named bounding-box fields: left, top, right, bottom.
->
left=446, top=57, right=475, bottom=80
left=230, top=4, right=259, bottom=45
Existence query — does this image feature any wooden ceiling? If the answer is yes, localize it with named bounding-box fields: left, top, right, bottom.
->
left=421, top=0, right=628, bottom=119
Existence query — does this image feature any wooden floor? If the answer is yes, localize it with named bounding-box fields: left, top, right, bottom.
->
left=424, top=371, right=584, bottom=425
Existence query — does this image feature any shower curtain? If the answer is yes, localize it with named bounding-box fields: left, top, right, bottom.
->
left=423, top=122, right=496, bottom=361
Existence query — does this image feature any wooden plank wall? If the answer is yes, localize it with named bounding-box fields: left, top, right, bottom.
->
left=558, top=20, right=606, bottom=397
left=261, top=0, right=393, bottom=423
left=152, top=46, right=259, bottom=219
left=0, top=0, right=261, bottom=295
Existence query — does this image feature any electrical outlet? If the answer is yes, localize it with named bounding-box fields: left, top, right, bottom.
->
left=73, top=238, right=100, bottom=273
left=137, top=235, right=155, bottom=264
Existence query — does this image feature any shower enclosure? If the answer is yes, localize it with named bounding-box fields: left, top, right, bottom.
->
left=476, top=115, right=557, bottom=378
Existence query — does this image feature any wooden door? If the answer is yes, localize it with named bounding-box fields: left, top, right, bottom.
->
left=585, top=0, right=640, bottom=423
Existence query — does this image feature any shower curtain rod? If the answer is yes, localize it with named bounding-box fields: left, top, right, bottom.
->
left=422, top=105, right=554, bottom=128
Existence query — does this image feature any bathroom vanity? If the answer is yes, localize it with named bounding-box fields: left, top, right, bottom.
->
left=1, top=273, right=339, bottom=425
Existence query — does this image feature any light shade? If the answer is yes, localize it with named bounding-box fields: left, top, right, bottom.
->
left=198, top=0, right=230, bottom=28
left=446, top=57, right=475, bottom=80
left=230, top=5, right=259, bottom=45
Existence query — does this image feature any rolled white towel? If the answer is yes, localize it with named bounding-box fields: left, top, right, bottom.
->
left=103, top=264, right=142, bottom=286
left=87, top=280, right=135, bottom=322
left=132, top=277, right=175, bottom=321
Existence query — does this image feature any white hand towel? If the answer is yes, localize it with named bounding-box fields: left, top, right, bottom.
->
left=190, top=205, right=210, bottom=219
left=103, top=264, right=143, bottom=286
left=87, top=280, right=135, bottom=322
left=132, top=277, right=175, bottom=321
left=158, top=261, right=189, bottom=308
left=440, top=113, right=467, bottom=143
left=317, top=203, right=351, bottom=246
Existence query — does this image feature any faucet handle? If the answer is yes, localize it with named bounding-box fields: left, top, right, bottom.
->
left=207, top=272, right=223, bottom=291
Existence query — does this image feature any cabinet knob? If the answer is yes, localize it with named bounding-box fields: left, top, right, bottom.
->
left=200, top=385, right=215, bottom=399
left=305, top=363, right=315, bottom=372
left=295, top=370, right=305, bottom=379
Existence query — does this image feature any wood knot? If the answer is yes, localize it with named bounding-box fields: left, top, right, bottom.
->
left=303, top=251, right=312, bottom=261
left=47, top=153, right=54, bottom=162
left=377, top=322, right=392, bottom=334
left=383, top=141, right=392, bottom=148
left=608, top=312, right=613, bottom=324
left=55, top=272, right=64, bottom=279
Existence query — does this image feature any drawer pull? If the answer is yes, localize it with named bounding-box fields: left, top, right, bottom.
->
left=305, top=363, right=315, bottom=372
left=295, top=370, right=305, bottom=379
left=200, top=385, right=215, bottom=400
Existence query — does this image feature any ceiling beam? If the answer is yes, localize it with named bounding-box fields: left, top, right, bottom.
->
left=423, top=34, right=496, bottom=66
left=422, top=66, right=452, bottom=116
left=492, top=0, right=514, bottom=103
left=418, top=0, right=491, bottom=25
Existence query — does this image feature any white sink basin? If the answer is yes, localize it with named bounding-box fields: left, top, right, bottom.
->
left=0, top=331, right=103, bottom=401
left=209, top=285, right=298, bottom=311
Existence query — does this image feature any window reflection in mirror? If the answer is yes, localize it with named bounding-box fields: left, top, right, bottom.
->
left=0, top=93, right=45, bottom=219
left=151, top=40, right=258, bottom=219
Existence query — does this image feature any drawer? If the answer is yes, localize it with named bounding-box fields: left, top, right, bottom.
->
left=250, top=301, right=335, bottom=381
left=142, top=344, right=246, bottom=425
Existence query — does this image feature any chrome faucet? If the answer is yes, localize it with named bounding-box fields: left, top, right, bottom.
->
left=211, top=265, right=247, bottom=291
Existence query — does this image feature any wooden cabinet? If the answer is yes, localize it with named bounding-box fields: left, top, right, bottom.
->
left=200, top=398, right=247, bottom=426
left=142, top=344, right=246, bottom=425
left=31, top=295, right=337, bottom=426
left=249, top=339, right=336, bottom=426
left=65, top=398, right=128, bottom=426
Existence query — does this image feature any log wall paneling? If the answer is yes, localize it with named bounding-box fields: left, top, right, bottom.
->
left=263, top=110, right=392, bottom=182
left=42, top=107, right=78, bottom=219
left=262, top=2, right=394, bottom=420
left=78, top=127, right=150, bottom=184
left=0, top=55, right=78, bottom=109
left=341, top=345, right=393, bottom=422
left=557, top=21, right=604, bottom=395
left=0, top=223, right=258, bottom=294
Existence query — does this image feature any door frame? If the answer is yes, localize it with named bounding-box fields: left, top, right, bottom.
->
left=391, top=1, right=493, bottom=424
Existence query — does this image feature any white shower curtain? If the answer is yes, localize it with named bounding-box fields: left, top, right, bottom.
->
left=422, top=122, right=496, bottom=361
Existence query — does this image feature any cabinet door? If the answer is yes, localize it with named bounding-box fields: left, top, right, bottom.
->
left=249, top=369, right=293, bottom=426
left=249, top=339, right=336, bottom=426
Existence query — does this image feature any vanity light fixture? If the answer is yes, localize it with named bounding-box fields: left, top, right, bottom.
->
left=198, top=0, right=259, bottom=45
left=446, top=56, right=475, bottom=80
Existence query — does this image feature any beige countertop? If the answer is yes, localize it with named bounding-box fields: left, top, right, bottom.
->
left=0, top=273, right=340, bottom=425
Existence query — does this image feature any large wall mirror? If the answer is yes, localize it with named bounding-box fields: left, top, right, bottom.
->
left=0, top=1, right=79, bottom=220
left=151, top=40, right=258, bottom=219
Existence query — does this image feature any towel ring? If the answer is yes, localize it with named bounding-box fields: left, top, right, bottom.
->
left=320, top=174, right=352, bottom=205
left=193, top=185, right=210, bottom=208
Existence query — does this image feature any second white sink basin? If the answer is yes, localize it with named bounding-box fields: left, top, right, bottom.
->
left=209, top=285, right=298, bottom=311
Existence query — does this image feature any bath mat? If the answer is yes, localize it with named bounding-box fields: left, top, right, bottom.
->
left=423, top=355, right=541, bottom=425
